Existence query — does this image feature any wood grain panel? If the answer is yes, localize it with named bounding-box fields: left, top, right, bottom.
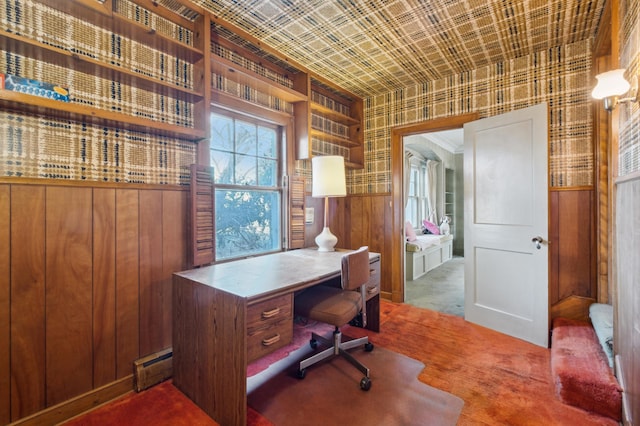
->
left=550, top=190, right=595, bottom=304
left=332, top=193, right=393, bottom=297
left=10, top=185, right=46, bottom=420
left=549, top=192, right=560, bottom=305
left=332, top=197, right=348, bottom=249
left=173, top=277, right=246, bottom=425
left=115, top=189, right=140, bottom=379
left=385, top=194, right=394, bottom=297
left=368, top=196, right=386, bottom=254
left=92, top=188, right=116, bottom=387
left=45, top=187, right=93, bottom=406
left=0, top=186, right=9, bottom=425
left=348, top=196, right=367, bottom=249
left=162, top=190, right=188, bottom=349
left=139, top=190, right=165, bottom=356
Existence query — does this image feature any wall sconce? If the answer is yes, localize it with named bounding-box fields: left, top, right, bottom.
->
left=591, top=69, right=639, bottom=111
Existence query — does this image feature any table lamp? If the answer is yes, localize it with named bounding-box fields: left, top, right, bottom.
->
left=312, top=155, right=347, bottom=252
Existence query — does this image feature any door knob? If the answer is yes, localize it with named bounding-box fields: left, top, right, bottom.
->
left=531, top=236, right=544, bottom=249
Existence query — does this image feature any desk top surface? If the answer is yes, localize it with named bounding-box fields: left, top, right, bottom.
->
left=174, top=248, right=379, bottom=301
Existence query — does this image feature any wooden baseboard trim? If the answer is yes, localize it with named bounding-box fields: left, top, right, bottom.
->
left=9, top=375, right=134, bottom=426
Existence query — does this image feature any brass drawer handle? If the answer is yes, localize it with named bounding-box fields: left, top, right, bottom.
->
left=262, top=307, right=280, bottom=319
left=262, top=334, right=281, bottom=346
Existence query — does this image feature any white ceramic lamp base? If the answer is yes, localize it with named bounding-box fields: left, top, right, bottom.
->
left=315, top=227, right=338, bottom=252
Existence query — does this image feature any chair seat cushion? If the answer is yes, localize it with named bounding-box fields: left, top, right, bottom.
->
left=295, top=286, right=362, bottom=327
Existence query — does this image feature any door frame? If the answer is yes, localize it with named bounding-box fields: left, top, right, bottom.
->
left=390, top=113, right=479, bottom=302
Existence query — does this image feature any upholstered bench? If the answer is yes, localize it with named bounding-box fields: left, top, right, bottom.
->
left=550, top=317, right=622, bottom=421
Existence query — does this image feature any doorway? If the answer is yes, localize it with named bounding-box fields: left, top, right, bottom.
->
left=389, top=113, right=478, bottom=304
left=403, top=129, right=465, bottom=316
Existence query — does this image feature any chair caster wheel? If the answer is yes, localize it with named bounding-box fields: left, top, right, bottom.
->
left=364, top=342, right=374, bottom=352
left=310, top=339, right=318, bottom=349
left=297, top=368, right=307, bottom=379
left=360, top=376, right=371, bottom=391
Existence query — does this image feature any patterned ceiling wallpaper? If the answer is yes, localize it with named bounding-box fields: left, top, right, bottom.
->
left=352, top=39, right=594, bottom=193
left=196, top=0, right=607, bottom=192
left=195, top=0, right=606, bottom=98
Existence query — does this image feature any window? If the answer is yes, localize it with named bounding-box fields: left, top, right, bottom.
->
left=405, top=161, right=428, bottom=229
left=210, top=111, right=282, bottom=260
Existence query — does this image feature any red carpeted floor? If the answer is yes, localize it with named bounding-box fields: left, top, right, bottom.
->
left=63, top=381, right=272, bottom=426
left=63, top=300, right=618, bottom=426
left=342, top=301, right=618, bottom=425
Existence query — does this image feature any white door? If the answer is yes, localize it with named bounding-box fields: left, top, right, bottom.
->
left=463, top=103, right=549, bottom=347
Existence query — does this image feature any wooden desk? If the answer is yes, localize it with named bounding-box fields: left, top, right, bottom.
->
left=172, top=248, right=380, bottom=426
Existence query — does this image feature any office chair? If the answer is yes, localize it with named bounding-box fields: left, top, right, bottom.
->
left=294, top=246, right=374, bottom=390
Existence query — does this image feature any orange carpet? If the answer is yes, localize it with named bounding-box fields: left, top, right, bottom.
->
left=343, top=301, right=618, bottom=425
left=63, top=381, right=271, bottom=426
left=63, top=300, right=618, bottom=425
left=248, top=345, right=463, bottom=425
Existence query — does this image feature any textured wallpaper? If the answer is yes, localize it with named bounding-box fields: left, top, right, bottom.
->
left=0, top=0, right=198, bottom=185
left=352, top=39, right=594, bottom=194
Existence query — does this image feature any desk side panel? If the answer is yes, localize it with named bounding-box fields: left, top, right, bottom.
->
left=172, top=274, right=247, bottom=426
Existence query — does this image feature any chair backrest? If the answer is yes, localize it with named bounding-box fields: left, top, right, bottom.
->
left=341, top=246, right=370, bottom=291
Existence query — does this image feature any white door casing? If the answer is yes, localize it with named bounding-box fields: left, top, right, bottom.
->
left=463, top=103, right=549, bottom=347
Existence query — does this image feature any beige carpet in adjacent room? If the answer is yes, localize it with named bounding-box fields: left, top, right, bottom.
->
left=406, top=256, right=464, bottom=317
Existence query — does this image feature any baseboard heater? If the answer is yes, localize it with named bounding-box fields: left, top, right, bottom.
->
left=134, top=348, right=173, bottom=392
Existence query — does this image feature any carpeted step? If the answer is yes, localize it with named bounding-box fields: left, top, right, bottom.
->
left=551, top=317, right=622, bottom=421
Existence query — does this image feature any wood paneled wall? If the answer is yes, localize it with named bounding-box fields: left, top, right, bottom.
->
left=330, top=193, right=394, bottom=299
left=549, top=189, right=597, bottom=321
left=0, top=179, right=187, bottom=424
left=331, top=189, right=597, bottom=323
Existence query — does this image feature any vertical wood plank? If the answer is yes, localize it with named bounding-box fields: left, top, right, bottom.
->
left=349, top=196, right=367, bottom=249
left=10, top=185, right=46, bottom=420
left=93, top=188, right=116, bottom=387
left=383, top=195, right=393, bottom=296
left=162, top=190, right=187, bottom=349
left=45, top=187, right=93, bottom=406
left=332, top=197, right=348, bottom=249
left=115, top=189, right=140, bottom=378
left=0, top=185, right=10, bottom=425
left=549, top=192, right=560, bottom=305
left=369, top=196, right=386, bottom=253
left=557, top=191, right=594, bottom=300
left=139, top=190, right=164, bottom=356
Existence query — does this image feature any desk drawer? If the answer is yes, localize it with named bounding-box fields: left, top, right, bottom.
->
left=247, top=294, right=292, bottom=327
left=365, top=258, right=381, bottom=301
left=247, top=294, right=293, bottom=363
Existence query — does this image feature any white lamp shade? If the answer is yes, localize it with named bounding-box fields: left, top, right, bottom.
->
left=312, top=156, right=347, bottom=198
left=592, top=69, right=631, bottom=99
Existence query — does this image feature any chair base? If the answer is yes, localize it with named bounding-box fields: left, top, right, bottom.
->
left=297, top=327, right=373, bottom=390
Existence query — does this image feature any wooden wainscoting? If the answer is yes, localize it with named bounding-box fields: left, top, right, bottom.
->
left=549, top=188, right=597, bottom=322
left=330, top=189, right=597, bottom=320
left=331, top=193, right=394, bottom=300
left=0, top=179, right=187, bottom=424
